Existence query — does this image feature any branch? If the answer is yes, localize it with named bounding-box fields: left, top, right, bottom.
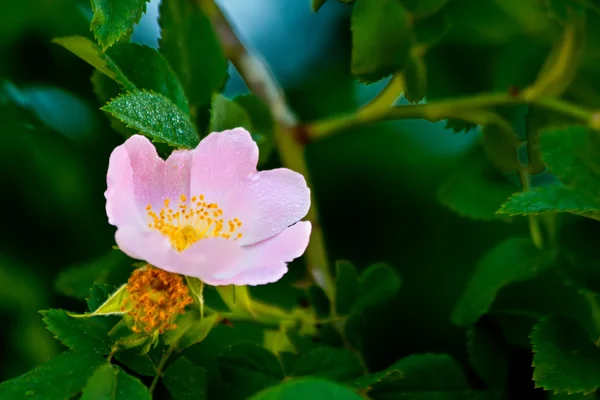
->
left=195, top=0, right=335, bottom=300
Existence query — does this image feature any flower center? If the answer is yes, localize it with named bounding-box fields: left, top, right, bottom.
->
left=146, top=194, right=243, bottom=252
left=126, top=265, right=193, bottom=334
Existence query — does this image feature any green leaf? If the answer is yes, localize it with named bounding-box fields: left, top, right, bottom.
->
left=540, top=125, right=600, bottom=197
left=0, top=351, right=105, bottom=400
left=263, top=329, right=296, bottom=356
left=102, top=91, right=199, bottom=148
left=55, top=250, right=132, bottom=299
left=159, top=0, right=228, bottom=109
left=87, top=284, right=119, bottom=311
left=353, top=263, right=401, bottom=312
left=312, top=0, right=328, bottom=12
left=218, top=342, right=284, bottom=398
left=369, top=354, right=469, bottom=397
left=452, top=237, right=552, bottom=326
left=164, top=311, right=219, bottom=350
left=163, top=357, right=207, bottom=400
left=466, top=322, right=508, bottom=389
left=351, top=0, right=411, bottom=83
left=81, top=363, right=151, bottom=400
left=346, top=368, right=403, bottom=389
left=400, top=0, right=449, bottom=19
left=291, top=347, right=364, bottom=381
left=114, top=347, right=156, bottom=377
left=413, top=12, right=452, bottom=48
left=210, top=94, right=254, bottom=133
left=55, top=37, right=189, bottom=113
left=250, top=379, right=362, bottom=400
left=335, top=260, right=360, bottom=315
left=498, top=185, right=600, bottom=218
left=532, top=315, right=600, bottom=394
left=53, top=36, right=135, bottom=90
left=90, top=0, right=150, bottom=49
left=439, top=151, right=518, bottom=221
left=42, top=309, right=115, bottom=355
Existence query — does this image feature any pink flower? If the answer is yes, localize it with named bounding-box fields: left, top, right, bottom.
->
left=105, top=129, right=311, bottom=286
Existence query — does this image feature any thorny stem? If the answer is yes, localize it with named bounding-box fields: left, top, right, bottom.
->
left=195, top=0, right=335, bottom=300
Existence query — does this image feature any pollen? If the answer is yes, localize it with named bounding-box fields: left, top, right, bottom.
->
left=146, top=193, right=243, bottom=252
left=126, top=266, right=193, bottom=334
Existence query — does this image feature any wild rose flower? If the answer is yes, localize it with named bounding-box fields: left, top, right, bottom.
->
left=105, top=128, right=311, bottom=286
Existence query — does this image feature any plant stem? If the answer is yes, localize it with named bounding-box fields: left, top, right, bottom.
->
left=149, top=344, right=175, bottom=394
left=308, top=92, right=594, bottom=140
left=195, top=0, right=335, bottom=299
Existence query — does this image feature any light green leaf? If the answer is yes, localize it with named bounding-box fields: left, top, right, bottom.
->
left=498, top=185, right=600, bottom=218
left=69, top=284, right=131, bottom=318
left=0, top=351, right=105, bottom=400
left=251, top=379, right=362, bottom=400
left=335, top=260, right=359, bottom=315
left=452, top=237, right=552, bottom=326
left=218, top=342, right=284, bottom=398
left=291, top=346, right=364, bottom=381
left=216, top=285, right=255, bottom=316
left=159, top=0, right=228, bottom=109
left=102, top=91, right=199, bottom=149
left=163, top=357, right=207, bottom=400
left=81, top=363, right=151, bottom=400
left=540, top=126, right=600, bottom=197
left=90, top=0, right=150, bottom=49
left=210, top=94, right=254, bottom=133
left=351, top=0, right=411, bottom=83
left=55, top=250, right=132, bottom=299
left=439, top=150, right=517, bottom=221
left=353, top=263, right=401, bottom=312
left=164, top=311, right=219, bottom=350
left=42, top=309, right=115, bottom=355
left=55, top=37, right=189, bottom=113
left=263, top=329, right=296, bottom=356
left=532, top=315, right=600, bottom=394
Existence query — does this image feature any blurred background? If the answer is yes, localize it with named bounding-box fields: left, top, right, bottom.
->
left=2, top=0, right=587, bottom=396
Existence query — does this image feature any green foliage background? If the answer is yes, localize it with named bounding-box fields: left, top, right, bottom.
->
left=3, top=0, right=600, bottom=399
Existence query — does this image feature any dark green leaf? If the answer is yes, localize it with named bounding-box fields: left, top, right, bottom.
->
left=55, top=250, right=132, bottom=299
left=413, top=12, right=452, bottom=48
left=532, top=315, right=600, bottom=394
left=291, top=347, right=364, bottom=381
left=498, top=185, right=600, bottom=218
left=344, top=313, right=366, bottom=350
left=218, top=342, right=284, bottom=398
left=163, top=357, right=207, bottom=400
left=210, top=94, right=253, bottom=133
left=159, top=0, right=228, bottom=109
left=369, top=354, right=469, bottom=397
left=346, top=368, right=403, bottom=389
left=115, top=347, right=156, bottom=376
left=452, top=237, right=551, bottom=326
left=312, top=0, right=328, bottom=12
left=0, top=351, right=104, bottom=400
left=42, top=309, right=115, bottom=355
left=335, top=260, right=360, bottom=315
left=250, top=379, right=362, bottom=400
left=540, top=126, right=600, bottom=197
left=88, top=284, right=119, bottom=312
left=55, top=37, right=189, bottom=113
left=102, top=91, right=199, bottom=148
left=90, top=0, right=150, bottom=49
left=353, top=263, right=401, bottom=311
left=466, top=322, right=507, bottom=389
left=307, top=285, right=330, bottom=318
left=404, top=54, right=427, bottom=103
left=81, top=363, right=151, bottom=399
left=439, top=151, right=517, bottom=221
left=351, top=0, right=411, bottom=83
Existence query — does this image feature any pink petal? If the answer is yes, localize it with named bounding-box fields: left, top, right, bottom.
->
left=115, top=225, right=247, bottom=284
left=210, top=221, right=312, bottom=286
left=190, top=128, right=310, bottom=245
left=105, top=134, right=192, bottom=228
